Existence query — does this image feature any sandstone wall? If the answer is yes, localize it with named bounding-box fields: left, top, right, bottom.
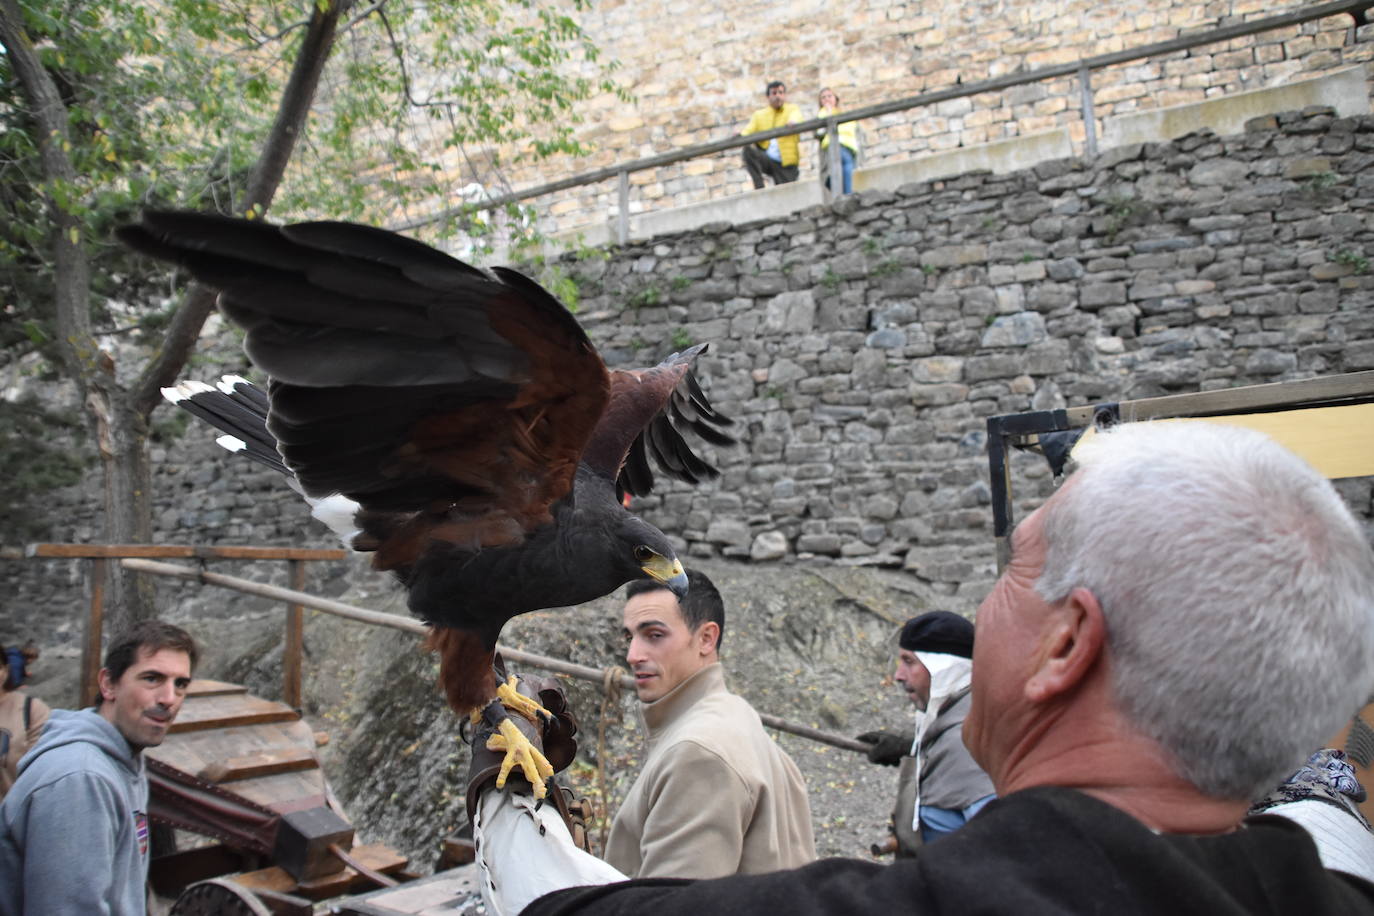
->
left=4, top=106, right=1373, bottom=653
left=411, top=0, right=1373, bottom=240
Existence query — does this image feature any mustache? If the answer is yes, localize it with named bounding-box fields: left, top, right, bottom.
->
left=144, top=704, right=174, bottom=718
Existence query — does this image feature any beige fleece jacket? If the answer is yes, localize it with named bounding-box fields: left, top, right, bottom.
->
left=604, top=663, right=815, bottom=878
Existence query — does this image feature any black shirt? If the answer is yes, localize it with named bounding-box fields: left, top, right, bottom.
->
left=526, top=786, right=1374, bottom=916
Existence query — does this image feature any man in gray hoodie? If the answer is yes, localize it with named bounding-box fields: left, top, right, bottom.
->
left=0, top=620, right=197, bottom=916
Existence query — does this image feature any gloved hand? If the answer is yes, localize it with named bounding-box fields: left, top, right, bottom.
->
left=465, top=672, right=580, bottom=821
left=529, top=673, right=579, bottom=774
left=855, top=730, right=913, bottom=766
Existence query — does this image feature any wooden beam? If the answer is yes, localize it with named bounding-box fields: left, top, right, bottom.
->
left=283, top=560, right=305, bottom=709
left=81, top=557, right=106, bottom=706
left=185, top=679, right=250, bottom=697
left=198, top=746, right=319, bottom=784
left=27, top=543, right=347, bottom=560
left=233, top=844, right=407, bottom=900
left=1061, top=370, right=1374, bottom=427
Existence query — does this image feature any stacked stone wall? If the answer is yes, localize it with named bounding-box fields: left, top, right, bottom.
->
left=551, top=107, right=1374, bottom=597
left=408, top=0, right=1374, bottom=241
left=4, top=107, right=1372, bottom=642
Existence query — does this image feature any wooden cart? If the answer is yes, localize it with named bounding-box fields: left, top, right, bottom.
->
left=146, top=679, right=413, bottom=914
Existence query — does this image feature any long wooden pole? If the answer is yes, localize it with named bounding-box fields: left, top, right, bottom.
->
left=120, top=558, right=870, bottom=753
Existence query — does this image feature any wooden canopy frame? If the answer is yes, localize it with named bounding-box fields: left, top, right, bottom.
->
left=985, top=370, right=1374, bottom=571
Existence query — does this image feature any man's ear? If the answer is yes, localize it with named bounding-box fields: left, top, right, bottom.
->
left=697, top=621, right=721, bottom=657
left=1025, top=587, right=1105, bottom=703
left=98, top=667, right=117, bottom=702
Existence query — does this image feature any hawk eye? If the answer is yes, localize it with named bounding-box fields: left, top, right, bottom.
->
left=634, top=546, right=654, bottom=562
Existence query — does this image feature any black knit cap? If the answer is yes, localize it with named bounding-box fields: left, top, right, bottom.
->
left=899, top=611, right=975, bottom=658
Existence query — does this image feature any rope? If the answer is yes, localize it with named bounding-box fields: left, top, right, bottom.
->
left=595, top=664, right=627, bottom=854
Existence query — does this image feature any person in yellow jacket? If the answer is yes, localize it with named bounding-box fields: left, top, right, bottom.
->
left=741, top=80, right=804, bottom=188
left=817, top=87, right=860, bottom=195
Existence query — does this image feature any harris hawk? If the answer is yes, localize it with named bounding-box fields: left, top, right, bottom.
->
left=120, top=210, right=735, bottom=795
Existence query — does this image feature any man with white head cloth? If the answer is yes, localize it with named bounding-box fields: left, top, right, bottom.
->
left=857, top=611, right=995, bottom=852
left=469, top=422, right=1374, bottom=916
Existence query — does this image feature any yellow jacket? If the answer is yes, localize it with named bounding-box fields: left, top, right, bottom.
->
left=817, top=106, right=859, bottom=154
left=742, top=103, right=805, bottom=167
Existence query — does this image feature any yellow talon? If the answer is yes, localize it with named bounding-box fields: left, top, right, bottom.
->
left=487, top=717, right=555, bottom=798
left=495, top=675, right=551, bottom=725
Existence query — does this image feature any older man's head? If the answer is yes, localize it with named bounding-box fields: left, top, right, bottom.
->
left=965, top=422, right=1374, bottom=825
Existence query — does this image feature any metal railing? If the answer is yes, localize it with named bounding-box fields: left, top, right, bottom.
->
left=396, top=0, right=1370, bottom=245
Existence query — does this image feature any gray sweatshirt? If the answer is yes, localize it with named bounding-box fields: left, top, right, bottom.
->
left=0, top=708, right=150, bottom=916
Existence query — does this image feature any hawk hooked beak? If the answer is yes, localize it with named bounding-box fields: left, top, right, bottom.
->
left=641, top=553, right=689, bottom=600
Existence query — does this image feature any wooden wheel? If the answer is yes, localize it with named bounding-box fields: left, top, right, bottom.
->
left=170, top=878, right=273, bottom=916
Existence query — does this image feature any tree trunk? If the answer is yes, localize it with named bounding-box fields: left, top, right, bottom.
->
left=1, top=0, right=348, bottom=632
left=88, top=388, right=157, bottom=635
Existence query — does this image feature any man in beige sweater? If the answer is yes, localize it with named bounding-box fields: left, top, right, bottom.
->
left=604, top=568, right=816, bottom=878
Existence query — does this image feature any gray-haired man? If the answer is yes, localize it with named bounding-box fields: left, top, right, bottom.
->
left=470, top=422, right=1374, bottom=915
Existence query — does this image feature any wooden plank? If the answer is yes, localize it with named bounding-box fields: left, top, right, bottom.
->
left=151, top=720, right=320, bottom=776
left=148, top=720, right=333, bottom=812
left=27, top=543, right=347, bottom=560
left=1062, top=370, right=1374, bottom=426
left=299, top=845, right=407, bottom=895
left=198, top=746, right=319, bottom=784
left=186, top=679, right=249, bottom=697
left=170, top=694, right=299, bottom=734
left=81, top=557, right=105, bottom=708
left=234, top=844, right=408, bottom=900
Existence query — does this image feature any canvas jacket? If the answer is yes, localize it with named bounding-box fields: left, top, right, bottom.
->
left=604, top=663, right=815, bottom=878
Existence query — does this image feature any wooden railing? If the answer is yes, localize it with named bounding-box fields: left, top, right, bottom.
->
left=21, top=543, right=347, bottom=709
left=115, top=555, right=870, bottom=753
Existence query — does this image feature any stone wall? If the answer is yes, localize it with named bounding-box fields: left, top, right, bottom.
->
left=4, top=106, right=1373, bottom=649
left=407, top=0, right=1373, bottom=240
left=546, top=106, right=1374, bottom=601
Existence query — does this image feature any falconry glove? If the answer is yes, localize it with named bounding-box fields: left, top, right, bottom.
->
left=466, top=672, right=589, bottom=849
left=856, top=729, right=914, bottom=766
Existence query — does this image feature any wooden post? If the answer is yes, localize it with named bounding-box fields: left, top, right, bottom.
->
left=81, top=557, right=106, bottom=706
left=824, top=115, right=841, bottom=202
left=1078, top=64, right=1098, bottom=159
left=283, top=559, right=305, bottom=709
left=616, top=169, right=629, bottom=245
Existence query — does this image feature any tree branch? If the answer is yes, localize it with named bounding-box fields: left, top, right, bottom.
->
left=132, top=0, right=350, bottom=418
